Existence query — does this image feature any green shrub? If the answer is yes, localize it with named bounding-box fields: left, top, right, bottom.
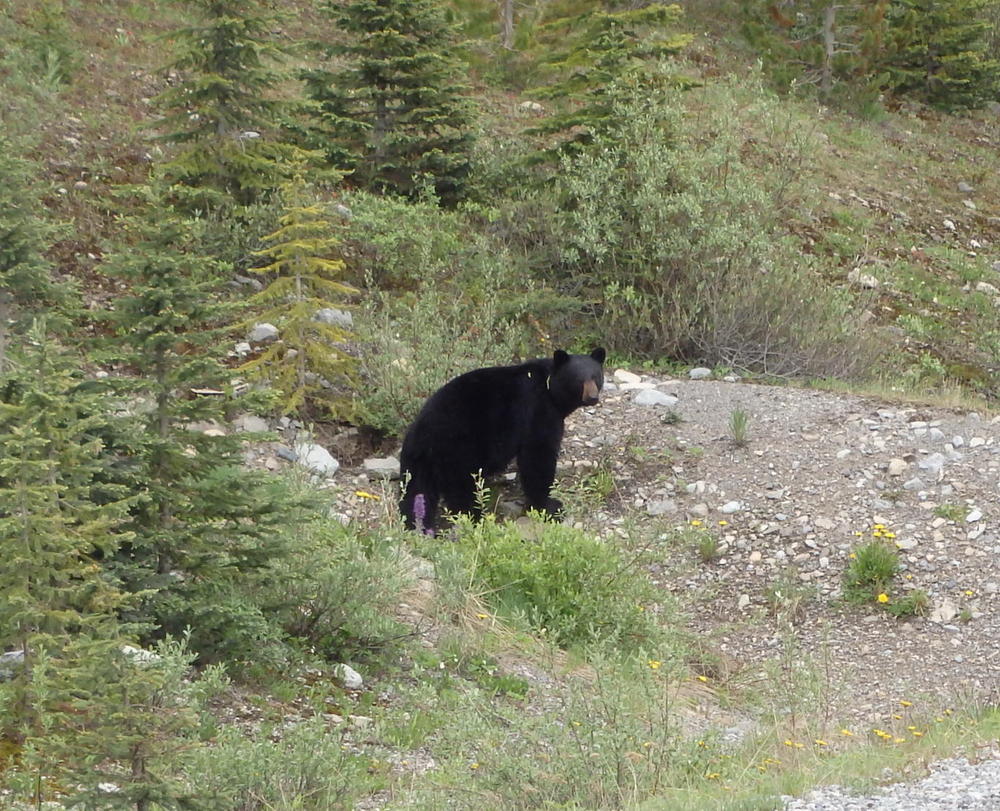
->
left=552, top=77, right=881, bottom=378
left=184, top=718, right=378, bottom=809
left=270, top=519, right=412, bottom=661
left=437, top=516, right=663, bottom=651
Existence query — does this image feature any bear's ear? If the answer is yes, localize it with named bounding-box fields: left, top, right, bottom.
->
left=590, top=347, right=606, bottom=364
left=552, top=349, right=570, bottom=368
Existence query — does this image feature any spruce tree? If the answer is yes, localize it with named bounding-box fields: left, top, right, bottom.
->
left=0, top=141, right=62, bottom=373
left=240, top=174, right=357, bottom=417
left=526, top=4, right=692, bottom=161
left=0, top=324, right=130, bottom=735
left=302, top=0, right=477, bottom=205
left=154, top=0, right=317, bottom=210
left=885, top=0, right=1000, bottom=110
left=101, top=186, right=294, bottom=661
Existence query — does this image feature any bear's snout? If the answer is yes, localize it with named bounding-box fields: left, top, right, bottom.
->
left=581, top=379, right=601, bottom=406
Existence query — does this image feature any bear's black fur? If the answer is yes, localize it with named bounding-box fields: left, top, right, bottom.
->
left=399, top=348, right=606, bottom=533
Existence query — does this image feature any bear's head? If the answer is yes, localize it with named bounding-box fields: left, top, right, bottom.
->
left=548, top=347, right=606, bottom=414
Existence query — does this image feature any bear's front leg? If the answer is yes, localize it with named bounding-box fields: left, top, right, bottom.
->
left=517, top=440, right=563, bottom=521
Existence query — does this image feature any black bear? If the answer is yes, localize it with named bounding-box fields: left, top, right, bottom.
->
left=399, top=348, right=606, bottom=533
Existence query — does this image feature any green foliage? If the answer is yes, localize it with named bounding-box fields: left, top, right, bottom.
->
left=437, top=515, right=662, bottom=651
left=0, top=327, right=132, bottom=747
left=552, top=79, right=879, bottom=376
left=303, top=0, right=477, bottom=204
left=15, top=636, right=225, bottom=810
left=884, top=0, right=1000, bottom=110
left=526, top=3, right=693, bottom=160
left=346, top=193, right=531, bottom=434
left=101, top=187, right=299, bottom=662
left=182, top=717, right=378, bottom=808
left=741, top=0, right=891, bottom=108
left=843, top=540, right=899, bottom=604
left=0, top=140, right=63, bottom=373
left=270, top=519, right=411, bottom=661
left=240, top=174, right=358, bottom=418
left=154, top=0, right=319, bottom=210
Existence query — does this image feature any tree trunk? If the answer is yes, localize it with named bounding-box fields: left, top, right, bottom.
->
left=821, top=5, right=837, bottom=99
left=499, top=0, right=514, bottom=50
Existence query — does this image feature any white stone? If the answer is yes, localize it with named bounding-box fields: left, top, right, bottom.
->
left=737, top=594, right=751, bottom=610
left=295, top=443, right=340, bottom=476
left=887, top=458, right=909, bottom=476
left=334, top=663, right=363, bottom=689
left=234, top=341, right=253, bottom=357
left=720, top=501, right=743, bottom=514
left=613, top=369, right=642, bottom=385
left=634, top=389, right=679, bottom=407
left=363, top=456, right=399, bottom=478
left=234, top=414, right=269, bottom=433
left=314, top=308, right=353, bottom=329
left=966, top=508, right=983, bottom=523
left=248, top=322, right=279, bottom=343
left=688, top=367, right=712, bottom=380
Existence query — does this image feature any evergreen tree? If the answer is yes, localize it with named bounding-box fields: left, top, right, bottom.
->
left=154, top=0, right=317, bottom=210
left=240, top=174, right=357, bottom=417
left=741, top=1, right=891, bottom=104
left=0, top=324, right=130, bottom=733
left=526, top=4, right=692, bottom=161
left=0, top=141, right=62, bottom=373
left=885, top=0, right=1000, bottom=110
left=302, top=0, right=477, bottom=205
left=102, top=186, right=294, bottom=662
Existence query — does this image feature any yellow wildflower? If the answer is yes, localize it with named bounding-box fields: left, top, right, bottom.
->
left=840, top=729, right=854, bottom=737
left=354, top=490, right=381, bottom=500
left=696, top=674, right=709, bottom=682
left=900, top=700, right=913, bottom=707
left=814, top=739, right=828, bottom=747
left=648, top=660, right=662, bottom=670
left=877, top=593, right=890, bottom=603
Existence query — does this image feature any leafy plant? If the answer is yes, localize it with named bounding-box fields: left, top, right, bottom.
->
left=439, top=515, right=662, bottom=651
left=843, top=540, right=900, bottom=604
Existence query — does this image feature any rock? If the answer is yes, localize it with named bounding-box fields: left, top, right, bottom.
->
left=363, top=456, right=400, bottom=479
left=0, top=650, right=25, bottom=681
left=903, top=477, right=924, bottom=491
left=918, top=452, right=947, bottom=478
left=248, top=323, right=279, bottom=343
left=334, top=663, right=363, bottom=689
left=294, top=443, right=340, bottom=476
left=966, top=508, right=983, bottom=523
left=614, top=369, right=642, bottom=386
left=276, top=445, right=298, bottom=463
left=943, top=219, right=957, bottom=232
left=634, top=389, right=678, bottom=407
left=234, top=414, right=269, bottom=433
left=737, top=594, right=751, bottom=610
left=518, top=100, right=545, bottom=114
left=231, top=274, right=264, bottom=292
left=646, top=499, right=678, bottom=516
left=314, top=308, right=353, bottom=329
left=688, top=367, right=712, bottom=380
left=963, top=199, right=977, bottom=210
left=929, top=599, right=958, bottom=624
left=975, top=281, right=999, bottom=296
left=720, top=501, right=743, bottom=514
left=334, top=203, right=353, bottom=220
left=234, top=341, right=253, bottom=357
left=887, top=458, right=909, bottom=476
left=848, top=267, right=880, bottom=288
left=958, top=181, right=975, bottom=194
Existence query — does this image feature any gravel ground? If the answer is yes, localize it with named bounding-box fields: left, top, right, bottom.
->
left=783, top=755, right=1000, bottom=809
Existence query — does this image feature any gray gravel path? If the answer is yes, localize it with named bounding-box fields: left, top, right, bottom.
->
left=784, top=756, right=1000, bottom=810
